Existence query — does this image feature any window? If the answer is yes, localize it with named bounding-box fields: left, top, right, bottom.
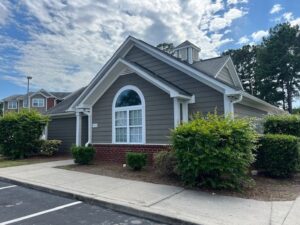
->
left=8, top=101, right=17, bottom=109
left=113, top=86, right=145, bottom=144
left=32, top=98, right=45, bottom=107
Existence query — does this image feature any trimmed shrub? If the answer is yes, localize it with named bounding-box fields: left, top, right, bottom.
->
left=40, top=140, right=62, bottom=156
left=172, top=113, right=257, bottom=190
left=264, top=114, right=300, bottom=137
left=71, top=145, right=95, bottom=165
left=154, top=150, right=178, bottom=176
left=255, top=134, right=299, bottom=178
left=0, top=110, right=49, bottom=159
left=126, top=152, right=147, bottom=171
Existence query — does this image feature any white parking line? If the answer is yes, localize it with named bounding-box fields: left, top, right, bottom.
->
left=0, top=185, right=17, bottom=190
left=0, top=201, right=82, bottom=225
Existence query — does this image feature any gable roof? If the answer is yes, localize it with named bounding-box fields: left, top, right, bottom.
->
left=192, top=56, right=229, bottom=77
left=174, top=40, right=201, bottom=51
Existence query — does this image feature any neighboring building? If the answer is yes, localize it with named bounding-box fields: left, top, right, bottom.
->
left=1, top=89, right=70, bottom=115
left=46, top=36, right=284, bottom=161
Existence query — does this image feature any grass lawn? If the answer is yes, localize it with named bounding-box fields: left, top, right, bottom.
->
left=60, top=162, right=300, bottom=201
left=0, top=154, right=71, bottom=168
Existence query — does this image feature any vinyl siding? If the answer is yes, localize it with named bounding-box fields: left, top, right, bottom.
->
left=125, top=47, right=224, bottom=115
left=234, top=103, right=267, bottom=118
left=92, top=73, right=173, bottom=144
left=218, top=67, right=235, bottom=86
left=48, top=116, right=88, bottom=151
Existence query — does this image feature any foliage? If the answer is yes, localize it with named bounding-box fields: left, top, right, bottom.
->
left=154, top=150, right=178, bottom=176
left=126, top=152, right=147, bottom=171
left=71, top=145, right=95, bottom=165
left=264, top=114, right=300, bottom=137
left=293, top=107, right=300, bottom=114
left=255, top=134, right=299, bottom=178
left=223, top=45, right=258, bottom=96
left=40, top=140, right=62, bottom=156
left=256, top=23, right=300, bottom=112
left=0, top=110, right=49, bottom=159
left=156, top=43, right=174, bottom=54
left=172, top=113, right=257, bottom=190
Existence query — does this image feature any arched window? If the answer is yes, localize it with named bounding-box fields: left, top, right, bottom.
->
left=112, top=86, right=145, bottom=144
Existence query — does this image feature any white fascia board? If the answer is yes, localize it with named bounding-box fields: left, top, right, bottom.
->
left=68, top=37, right=135, bottom=111
left=133, top=40, right=236, bottom=94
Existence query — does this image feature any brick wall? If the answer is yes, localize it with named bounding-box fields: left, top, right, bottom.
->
left=93, top=144, right=171, bottom=165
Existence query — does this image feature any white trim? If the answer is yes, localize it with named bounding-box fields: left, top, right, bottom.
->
left=76, top=112, right=82, bottom=146
left=32, top=98, right=45, bottom=108
left=173, top=98, right=180, bottom=127
left=187, top=47, right=193, bottom=64
left=7, top=100, right=17, bottom=109
left=112, top=85, right=146, bottom=144
left=224, top=95, right=233, bottom=115
left=182, top=101, right=188, bottom=122
left=49, top=112, right=75, bottom=118
left=92, top=143, right=170, bottom=146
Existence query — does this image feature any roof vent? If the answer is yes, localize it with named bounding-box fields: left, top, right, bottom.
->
left=173, top=41, right=201, bottom=64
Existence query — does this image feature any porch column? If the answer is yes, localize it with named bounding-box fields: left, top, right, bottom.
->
left=76, top=112, right=82, bottom=146
left=173, top=98, right=180, bottom=127
left=87, top=108, right=92, bottom=146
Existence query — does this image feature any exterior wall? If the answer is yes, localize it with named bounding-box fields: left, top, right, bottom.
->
left=92, top=73, right=174, bottom=144
left=93, top=144, right=170, bottom=165
left=218, top=67, right=235, bottom=86
left=3, top=101, right=18, bottom=113
left=48, top=116, right=88, bottom=151
left=234, top=103, right=268, bottom=118
left=47, top=97, right=56, bottom=110
left=30, top=94, right=47, bottom=114
left=125, top=47, right=224, bottom=116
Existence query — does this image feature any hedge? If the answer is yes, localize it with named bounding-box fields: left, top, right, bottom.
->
left=126, top=152, right=147, bottom=171
left=0, top=110, right=49, bottom=159
left=264, top=114, right=300, bottom=137
left=255, top=134, right=299, bottom=178
left=172, top=113, right=257, bottom=190
left=71, top=145, right=95, bottom=165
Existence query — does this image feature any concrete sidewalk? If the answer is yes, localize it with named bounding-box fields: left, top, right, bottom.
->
left=0, top=160, right=299, bottom=225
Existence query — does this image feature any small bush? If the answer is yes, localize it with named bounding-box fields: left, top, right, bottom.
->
left=172, top=113, right=257, bottom=190
left=0, top=110, right=49, bottom=159
left=255, top=134, right=299, bottom=178
left=154, top=150, right=178, bottom=176
left=126, top=152, right=147, bottom=171
left=71, top=145, right=95, bottom=165
left=40, top=140, right=62, bottom=156
left=264, top=114, right=300, bottom=137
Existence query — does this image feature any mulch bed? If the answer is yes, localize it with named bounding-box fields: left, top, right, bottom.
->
left=60, top=162, right=300, bottom=201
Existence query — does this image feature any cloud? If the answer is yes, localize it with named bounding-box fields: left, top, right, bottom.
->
left=274, top=12, right=300, bottom=26
left=270, top=4, right=283, bottom=14
left=227, top=0, right=248, bottom=5
left=237, top=36, right=250, bottom=44
left=0, top=0, right=248, bottom=92
left=0, top=0, right=10, bottom=26
left=251, top=30, right=269, bottom=42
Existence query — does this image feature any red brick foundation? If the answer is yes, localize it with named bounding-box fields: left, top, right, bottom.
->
left=93, top=144, right=171, bottom=165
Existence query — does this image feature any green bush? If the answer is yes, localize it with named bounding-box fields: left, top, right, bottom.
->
left=255, top=134, right=299, bottom=178
left=264, top=114, right=300, bottom=137
left=172, top=113, right=257, bottom=190
left=154, top=150, right=178, bottom=176
left=0, top=110, right=49, bottom=159
left=71, top=145, right=95, bottom=165
left=126, top=152, right=147, bottom=171
left=40, top=140, right=62, bottom=156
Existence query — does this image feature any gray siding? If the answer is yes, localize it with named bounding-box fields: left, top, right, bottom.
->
left=48, top=116, right=88, bottom=151
left=125, top=47, right=224, bottom=116
left=218, top=67, right=235, bottom=86
left=234, top=103, right=267, bottom=118
left=92, top=73, right=173, bottom=144
left=3, top=101, right=18, bottom=113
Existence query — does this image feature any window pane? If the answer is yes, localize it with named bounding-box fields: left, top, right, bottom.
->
left=116, top=128, right=127, bottom=142
left=115, top=90, right=141, bottom=107
left=130, top=127, right=142, bottom=143
left=115, top=111, right=127, bottom=126
left=129, top=110, right=142, bottom=126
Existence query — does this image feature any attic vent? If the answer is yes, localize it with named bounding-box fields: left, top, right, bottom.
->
left=173, top=40, right=201, bottom=64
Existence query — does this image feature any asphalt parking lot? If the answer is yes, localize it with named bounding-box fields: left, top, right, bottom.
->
left=0, top=180, right=165, bottom=225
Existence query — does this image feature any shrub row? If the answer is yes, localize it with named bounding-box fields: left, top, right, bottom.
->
left=264, top=114, right=300, bottom=137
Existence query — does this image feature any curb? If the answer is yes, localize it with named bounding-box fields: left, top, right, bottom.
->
left=0, top=176, right=201, bottom=225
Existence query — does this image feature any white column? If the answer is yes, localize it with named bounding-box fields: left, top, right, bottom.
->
left=223, top=95, right=233, bottom=116
left=44, top=125, right=48, bottom=140
left=173, top=98, right=180, bottom=127
left=76, top=112, right=82, bottom=146
left=88, top=109, right=92, bottom=145
left=182, top=102, right=188, bottom=122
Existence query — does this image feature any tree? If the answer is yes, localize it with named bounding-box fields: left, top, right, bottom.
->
left=0, top=102, right=2, bottom=117
left=223, top=45, right=258, bottom=96
left=157, top=43, right=174, bottom=54
left=256, top=23, right=300, bottom=113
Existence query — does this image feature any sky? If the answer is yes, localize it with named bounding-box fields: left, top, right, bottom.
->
left=0, top=0, right=300, bottom=106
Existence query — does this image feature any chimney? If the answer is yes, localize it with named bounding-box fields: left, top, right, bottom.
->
left=173, top=40, right=201, bottom=64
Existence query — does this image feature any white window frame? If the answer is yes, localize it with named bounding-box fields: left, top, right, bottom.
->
left=8, top=101, right=17, bottom=109
left=112, top=85, right=146, bottom=144
left=32, top=98, right=45, bottom=107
